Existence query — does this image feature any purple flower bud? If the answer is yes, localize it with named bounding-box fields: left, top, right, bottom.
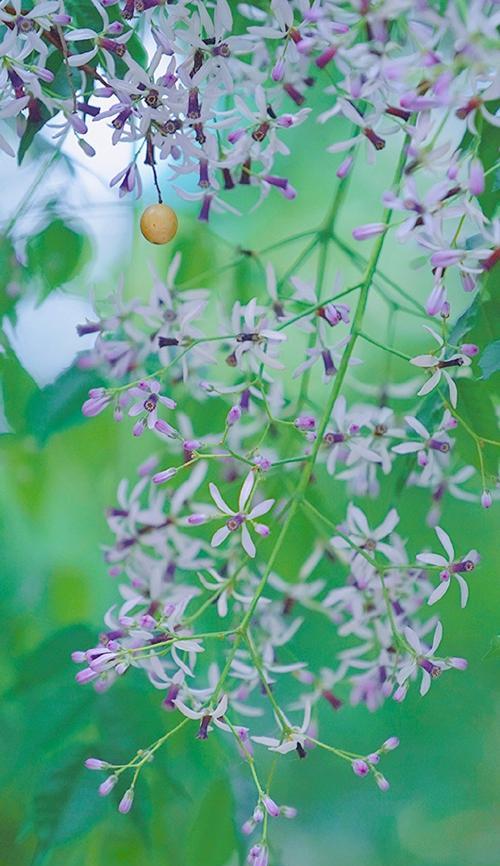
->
left=262, top=795, right=280, bottom=817
left=78, top=139, right=96, bottom=158
left=71, top=651, right=86, bottom=663
left=227, top=405, right=241, bottom=426
left=352, top=223, right=386, bottom=241
left=481, top=490, right=492, bottom=509
left=382, top=736, right=400, bottom=751
left=107, top=21, right=124, bottom=35
left=352, top=759, right=369, bottom=777
left=34, top=67, right=54, bottom=83
left=118, top=788, right=134, bottom=814
left=393, top=684, right=407, bottom=702
left=271, top=60, right=285, bottom=81
left=82, top=394, right=110, bottom=417
left=468, top=159, right=485, bottom=196
left=153, top=467, right=177, bottom=484
left=53, top=13, right=72, bottom=23
left=132, top=420, right=145, bottom=437
left=253, top=805, right=264, bottom=824
left=426, top=282, right=446, bottom=317
left=154, top=419, right=176, bottom=437
left=368, top=753, right=380, bottom=764
left=254, top=523, right=270, bottom=537
left=99, top=775, right=117, bottom=796
left=254, top=455, right=271, bottom=471
left=295, top=415, right=316, bottom=431
left=336, top=155, right=353, bottom=179
left=460, top=343, right=479, bottom=357
left=449, top=656, right=468, bottom=670
left=376, top=774, right=390, bottom=791
left=76, top=667, right=98, bottom=684
left=187, top=514, right=206, bottom=526
left=85, top=758, right=109, bottom=770
left=68, top=113, right=88, bottom=135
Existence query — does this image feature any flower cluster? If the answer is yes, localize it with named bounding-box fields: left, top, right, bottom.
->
left=7, top=0, right=495, bottom=859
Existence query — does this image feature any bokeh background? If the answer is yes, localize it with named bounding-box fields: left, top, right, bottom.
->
left=1, top=91, right=499, bottom=866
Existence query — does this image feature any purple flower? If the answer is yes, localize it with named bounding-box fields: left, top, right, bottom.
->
left=207, top=472, right=275, bottom=558
left=127, top=379, right=176, bottom=432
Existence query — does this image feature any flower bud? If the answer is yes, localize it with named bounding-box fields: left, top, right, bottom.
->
left=382, top=736, right=400, bottom=751
left=118, top=788, right=134, bottom=813
left=85, top=758, right=109, bottom=770
left=99, top=775, right=118, bottom=796
left=460, top=343, right=479, bottom=357
left=262, top=795, right=280, bottom=817
left=352, top=223, right=386, bottom=241
left=352, top=759, right=369, bottom=777
left=227, top=405, right=242, bottom=426
left=295, top=415, right=316, bottom=431
left=153, top=467, right=177, bottom=484
left=481, top=490, right=492, bottom=509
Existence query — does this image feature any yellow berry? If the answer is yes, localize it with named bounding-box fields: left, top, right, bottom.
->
left=140, top=203, right=178, bottom=245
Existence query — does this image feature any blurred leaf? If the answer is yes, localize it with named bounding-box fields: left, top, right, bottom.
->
left=62, top=0, right=103, bottom=29
left=27, top=220, right=90, bottom=294
left=18, top=101, right=55, bottom=166
left=0, top=236, right=21, bottom=318
left=185, top=777, right=238, bottom=866
left=448, top=294, right=481, bottom=345
left=454, top=380, right=499, bottom=478
left=9, top=625, right=95, bottom=696
left=28, top=745, right=104, bottom=865
left=0, top=347, right=38, bottom=435
left=25, top=366, right=102, bottom=445
left=479, top=340, right=500, bottom=380
left=484, top=635, right=500, bottom=659
left=2, top=625, right=97, bottom=779
left=477, top=112, right=500, bottom=219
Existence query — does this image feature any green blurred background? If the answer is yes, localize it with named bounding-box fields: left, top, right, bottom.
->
left=1, top=100, right=499, bottom=866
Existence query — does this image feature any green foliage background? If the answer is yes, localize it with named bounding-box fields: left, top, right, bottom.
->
left=1, top=92, right=499, bottom=866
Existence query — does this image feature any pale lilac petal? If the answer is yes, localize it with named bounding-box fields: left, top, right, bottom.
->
left=417, top=553, right=448, bottom=567
left=211, top=526, right=231, bottom=548
left=248, top=498, right=275, bottom=519
left=209, top=483, right=233, bottom=515
left=239, top=472, right=255, bottom=511
left=241, top=524, right=256, bottom=558
left=455, top=574, right=469, bottom=608
left=435, top=526, right=454, bottom=560
left=417, top=370, right=441, bottom=396
left=428, top=581, right=450, bottom=605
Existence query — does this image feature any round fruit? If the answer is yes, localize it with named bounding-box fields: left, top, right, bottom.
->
left=140, top=203, right=178, bottom=245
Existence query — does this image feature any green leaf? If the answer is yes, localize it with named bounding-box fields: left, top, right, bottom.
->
left=479, top=340, right=500, bottom=380
left=0, top=347, right=38, bottom=435
left=62, top=0, right=103, bottom=29
left=25, top=366, right=103, bottom=445
left=29, top=745, right=105, bottom=865
left=185, top=777, right=238, bottom=866
left=9, top=625, right=95, bottom=696
left=0, top=236, right=22, bottom=318
left=26, top=219, right=90, bottom=293
left=484, top=635, right=500, bottom=660
left=454, top=380, right=499, bottom=479
left=18, top=101, right=55, bottom=166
